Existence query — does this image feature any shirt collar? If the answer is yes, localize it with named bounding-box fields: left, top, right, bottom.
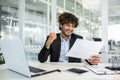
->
left=60, top=34, right=71, bottom=42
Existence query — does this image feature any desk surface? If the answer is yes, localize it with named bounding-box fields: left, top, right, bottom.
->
left=0, top=62, right=120, bottom=80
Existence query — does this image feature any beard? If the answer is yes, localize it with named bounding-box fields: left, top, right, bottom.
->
left=61, top=30, right=73, bottom=37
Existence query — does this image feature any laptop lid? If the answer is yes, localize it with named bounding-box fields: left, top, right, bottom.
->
left=0, top=38, right=45, bottom=77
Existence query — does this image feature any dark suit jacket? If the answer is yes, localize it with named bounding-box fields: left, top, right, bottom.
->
left=38, top=33, right=83, bottom=63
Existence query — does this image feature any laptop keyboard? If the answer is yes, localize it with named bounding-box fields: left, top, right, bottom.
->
left=29, top=66, right=46, bottom=73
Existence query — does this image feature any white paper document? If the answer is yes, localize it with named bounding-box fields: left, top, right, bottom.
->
left=66, top=39, right=104, bottom=59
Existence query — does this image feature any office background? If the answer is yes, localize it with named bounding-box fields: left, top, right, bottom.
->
left=0, top=0, right=120, bottom=64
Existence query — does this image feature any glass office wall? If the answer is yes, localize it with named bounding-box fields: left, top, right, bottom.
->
left=25, top=0, right=49, bottom=48
left=107, top=0, right=120, bottom=63
left=76, top=2, right=83, bottom=17
left=0, top=0, right=101, bottom=48
left=0, top=0, right=19, bottom=62
left=57, top=0, right=64, bottom=8
left=0, top=0, right=19, bottom=39
left=56, top=0, right=102, bottom=40
left=65, top=0, right=75, bottom=13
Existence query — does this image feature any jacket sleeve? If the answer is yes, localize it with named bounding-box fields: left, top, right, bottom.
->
left=38, top=36, right=50, bottom=63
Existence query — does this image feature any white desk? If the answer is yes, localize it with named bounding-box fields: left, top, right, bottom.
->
left=0, top=62, right=120, bottom=80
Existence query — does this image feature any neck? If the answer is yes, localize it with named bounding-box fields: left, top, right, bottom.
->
left=61, top=33, right=69, bottom=41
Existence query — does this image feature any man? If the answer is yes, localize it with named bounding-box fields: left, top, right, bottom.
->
left=38, top=12, right=100, bottom=65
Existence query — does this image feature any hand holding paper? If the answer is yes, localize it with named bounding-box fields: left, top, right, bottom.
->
left=87, top=54, right=100, bottom=65
left=66, top=39, right=104, bottom=59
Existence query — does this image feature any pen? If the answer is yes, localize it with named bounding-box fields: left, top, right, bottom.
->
left=32, top=69, right=61, bottom=77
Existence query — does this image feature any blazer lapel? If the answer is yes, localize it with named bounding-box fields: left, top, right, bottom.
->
left=69, top=36, right=75, bottom=50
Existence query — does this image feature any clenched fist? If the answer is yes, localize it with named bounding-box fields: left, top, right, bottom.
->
left=45, top=32, right=57, bottom=48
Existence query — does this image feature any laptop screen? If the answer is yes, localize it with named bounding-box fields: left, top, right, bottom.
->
left=0, top=39, right=32, bottom=77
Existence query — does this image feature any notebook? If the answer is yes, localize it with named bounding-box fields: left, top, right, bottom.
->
left=0, top=38, right=46, bottom=77
left=84, top=65, right=120, bottom=75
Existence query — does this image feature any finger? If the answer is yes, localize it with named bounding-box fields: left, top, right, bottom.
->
left=90, top=57, right=100, bottom=64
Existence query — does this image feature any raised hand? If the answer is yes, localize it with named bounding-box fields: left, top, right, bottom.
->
left=45, top=32, right=57, bottom=48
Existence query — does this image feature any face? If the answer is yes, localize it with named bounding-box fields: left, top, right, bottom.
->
left=60, top=23, right=75, bottom=37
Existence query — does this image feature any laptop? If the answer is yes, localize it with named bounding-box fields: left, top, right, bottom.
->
left=0, top=38, right=46, bottom=77
left=105, top=56, right=120, bottom=71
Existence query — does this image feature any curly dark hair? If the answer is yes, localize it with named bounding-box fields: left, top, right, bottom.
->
left=58, top=12, right=79, bottom=30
